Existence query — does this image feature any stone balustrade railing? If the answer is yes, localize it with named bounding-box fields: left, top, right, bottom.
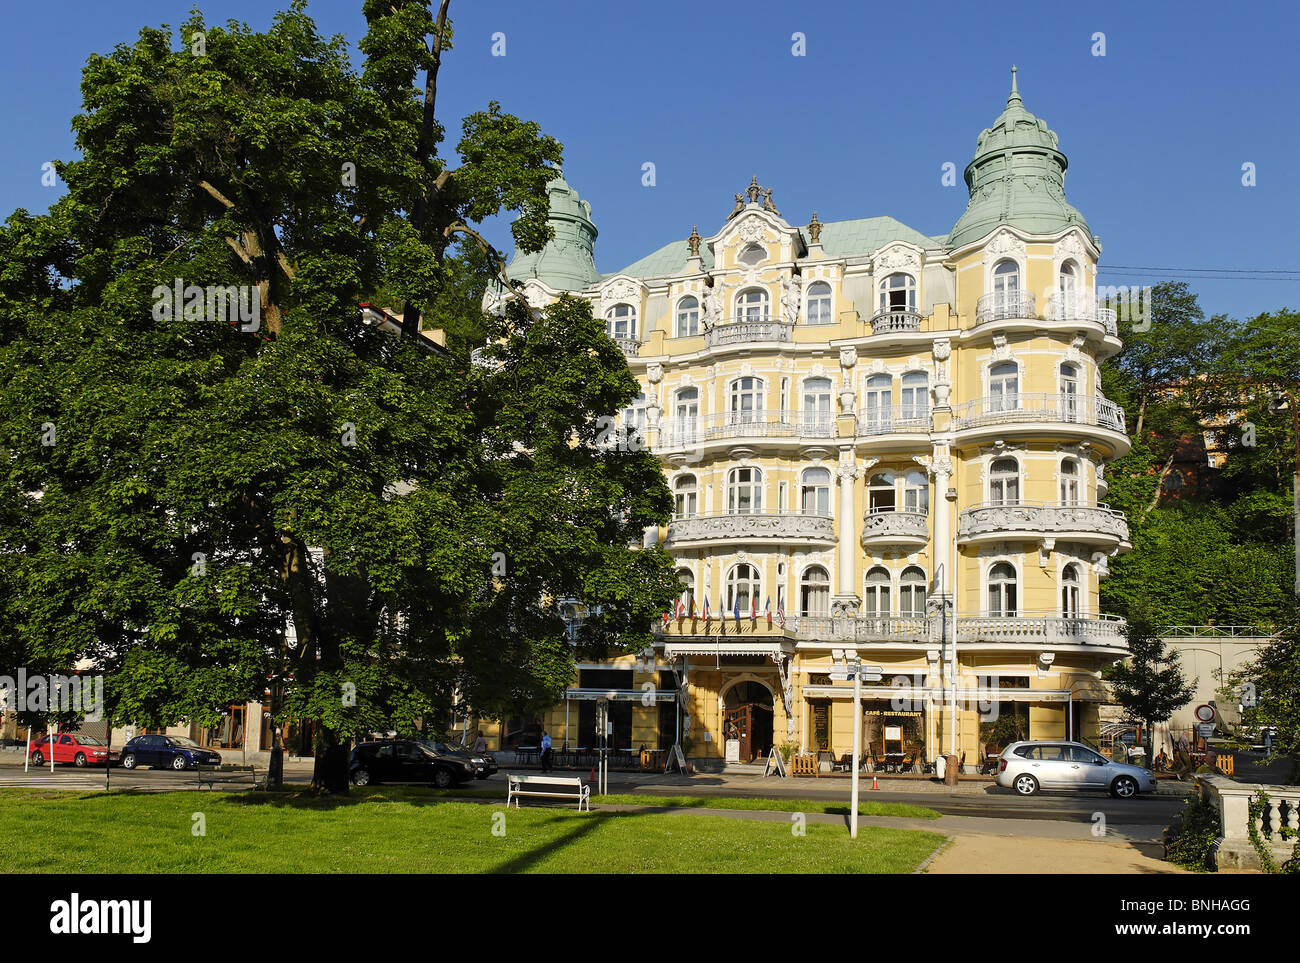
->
left=861, top=510, right=930, bottom=543
left=656, top=410, right=836, bottom=448
left=666, top=511, right=836, bottom=544
left=704, top=319, right=795, bottom=347
left=958, top=502, right=1130, bottom=543
left=950, top=392, right=1126, bottom=432
left=1196, top=775, right=1300, bottom=870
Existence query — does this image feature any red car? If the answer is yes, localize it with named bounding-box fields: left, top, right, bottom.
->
left=27, top=733, right=120, bottom=767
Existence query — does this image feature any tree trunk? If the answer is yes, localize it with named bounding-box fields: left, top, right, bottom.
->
left=1140, top=450, right=1177, bottom=519
left=310, top=725, right=350, bottom=794
left=1135, top=394, right=1147, bottom=441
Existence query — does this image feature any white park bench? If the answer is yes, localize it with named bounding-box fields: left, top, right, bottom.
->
left=506, top=773, right=591, bottom=812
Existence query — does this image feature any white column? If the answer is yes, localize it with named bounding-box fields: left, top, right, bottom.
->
left=833, top=447, right=861, bottom=617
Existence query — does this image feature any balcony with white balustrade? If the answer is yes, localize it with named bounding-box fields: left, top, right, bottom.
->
left=958, top=501, right=1131, bottom=551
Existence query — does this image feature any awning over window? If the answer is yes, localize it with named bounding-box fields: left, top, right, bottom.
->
left=662, top=640, right=791, bottom=659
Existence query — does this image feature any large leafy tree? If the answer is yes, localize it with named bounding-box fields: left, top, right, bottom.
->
left=1104, top=605, right=1196, bottom=756
left=0, top=1, right=677, bottom=792
left=1230, top=625, right=1300, bottom=782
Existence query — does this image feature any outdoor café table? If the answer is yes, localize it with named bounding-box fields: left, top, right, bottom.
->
left=884, top=752, right=905, bottom=773
left=515, top=746, right=538, bottom=765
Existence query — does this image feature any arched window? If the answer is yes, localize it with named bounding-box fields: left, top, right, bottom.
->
left=806, top=281, right=833, bottom=325
left=862, top=374, right=894, bottom=433
left=863, top=566, right=891, bottom=618
left=990, top=362, right=1019, bottom=412
left=800, top=565, right=831, bottom=617
left=869, top=471, right=897, bottom=513
left=987, top=562, right=1018, bottom=617
left=993, top=259, right=1020, bottom=297
left=1059, top=458, right=1080, bottom=506
left=735, top=288, right=770, bottom=323
left=729, top=377, right=764, bottom=424
left=677, top=567, right=696, bottom=612
left=900, top=371, right=929, bottom=423
left=673, top=387, right=699, bottom=446
left=1061, top=563, right=1081, bottom=618
left=1059, top=260, right=1079, bottom=302
left=674, top=474, right=698, bottom=518
left=899, top=566, right=927, bottom=617
left=800, top=467, right=831, bottom=516
left=606, top=303, right=637, bottom=340
left=802, top=377, right=833, bottom=433
left=990, top=458, right=1020, bottom=505
left=1060, top=362, right=1080, bottom=421
left=879, top=272, right=917, bottom=313
left=738, top=244, right=766, bottom=267
left=902, top=470, right=929, bottom=514
left=727, top=467, right=763, bottom=514
left=676, top=296, right=700, bottom=338
left=726, top=563, right=761, bottom=614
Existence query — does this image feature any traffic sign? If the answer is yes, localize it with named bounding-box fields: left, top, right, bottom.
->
left=1194, top=704, right=1215, bottom=723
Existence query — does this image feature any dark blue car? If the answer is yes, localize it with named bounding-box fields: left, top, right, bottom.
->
left=120, top=734, right=222, bottom=771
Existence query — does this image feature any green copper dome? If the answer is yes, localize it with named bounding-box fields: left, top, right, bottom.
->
left=948, top=68, right=1093, bottom=249
left=505, top=173, right=602, bottom=290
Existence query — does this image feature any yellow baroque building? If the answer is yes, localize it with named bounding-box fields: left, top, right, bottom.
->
left=487, top=70, right=1133, bottom=771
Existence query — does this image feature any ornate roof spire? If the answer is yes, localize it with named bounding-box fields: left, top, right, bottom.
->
left=687, top=224, right=701, bottom=257
left=1007, top=64, right=1021, bottom=108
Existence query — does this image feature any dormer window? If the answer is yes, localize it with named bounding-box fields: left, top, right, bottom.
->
left=879, top=273, right=917, bottom=313
left=676, top=296, right=699, bottom=337
left=738, top=244, right=766, bottom=267
left=606, top=303, right=637, bottom=340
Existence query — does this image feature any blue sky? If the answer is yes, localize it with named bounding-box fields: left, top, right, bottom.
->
left=3, top=0, right=1297, bottom=319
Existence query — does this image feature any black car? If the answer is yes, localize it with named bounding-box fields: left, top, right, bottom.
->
left=120, top=734, right=222, bottom=771
left=349, top=739, right=476, bottom=788
left=420, top=740, right=498, bottom=779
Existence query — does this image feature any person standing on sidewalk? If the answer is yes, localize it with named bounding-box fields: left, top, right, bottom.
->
left=540, top=731, right=553, bottom=772
left=472, top=731, right=487, bottom=755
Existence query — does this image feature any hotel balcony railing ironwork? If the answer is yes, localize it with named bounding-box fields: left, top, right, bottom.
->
left=957, top=501, right=1130, bottom=544
left=975, top=291, right=1036, bottom=323
left=861, top=509, right=930, bottom=543
left=869, top=309, right=924, bottom=335
left=1045, top=293, right=1119, bottom=335
left=787, top=613, right=1128, bottom=646
left=704, top=318, right=795, bottom=348
left=950, top=392, right=1126, bottom=432
left=855, top=404, right=931, bottom=436
left=666, top=510, right=836, bottom=544
left=656, top=410, right=837, bottom=448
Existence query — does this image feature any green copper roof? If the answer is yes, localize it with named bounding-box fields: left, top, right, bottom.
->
left=816, top=216, right=941, bottom=256
left=505, top=173, right=603, bottom=289
left=947, top=67, right=1093, bottom=249
left=612, top=239, right=715, bottom=280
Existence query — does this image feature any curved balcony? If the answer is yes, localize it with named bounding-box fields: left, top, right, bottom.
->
left=611, top=336, right=642, bottom=359
left=957, top=613, right=1128, bottom=648
left=976, top=291, right=1036, bottom=323
left=861, top=509, right=929, bottom=548
left=704, top=319, right=794, bottom=348
left=855, top=404, right=931, bottom=438
left=656, top=410, right=837, bottom=452
left=1045, top=293, right=1118, bottom=336
left=666, top=510, right=836, bottom=547
left=951, top=392, right=1127, bottom=434
left=957, top=501, right=1130, bottom=550
left=869, top=309, right=924, bottom=335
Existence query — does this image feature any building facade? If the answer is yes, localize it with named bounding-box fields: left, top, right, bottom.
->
left=487, top=69, right=1133, bottom=769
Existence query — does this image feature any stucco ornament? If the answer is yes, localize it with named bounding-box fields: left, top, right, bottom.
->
left=839, top=346, right=858, bottom=369
left=522, top=281, right=549, bottom=310
left=932, top=338, right=951, bottom=362
left=875, top=245, right=920, bottom=273
left=600, top=278, right=638, bottom=312
left=1058, top=232, right=1086, bottom=261
left=780, top=274, right=801, bottom=323
left=702, top=283, right=724, bottom=327
left=983, top=229, right=1026, bottom=265
left=738, top=216, right=766, bottom=243
left=646, top=362, right=664, bottom=384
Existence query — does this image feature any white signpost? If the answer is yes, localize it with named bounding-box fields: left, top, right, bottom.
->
left=828, top=663, right=882, bottom=839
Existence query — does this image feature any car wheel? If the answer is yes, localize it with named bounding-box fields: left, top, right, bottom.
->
left=1013, top=774, right=1039, bottom=796
left=1112, top=775, right=1139, bottom=799
left=434, top=768, right=453, bottom=789
left=74, top=753, right=88, bottom=767
left=121, top=753, right=137, bottom=770
left=352, top=768, right=372, bottom=786
left=171, top=754, right=188, bottom=771
left=31, top=751, right=44, bottom=766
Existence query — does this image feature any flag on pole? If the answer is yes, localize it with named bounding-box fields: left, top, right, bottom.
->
left=661, top=610, right=671, bottom=629
left=733, top=594, right=741, bottom=626
left=702, top=596, right=711, bottom=622
left=777, top=594, right=786, bottom=628
left=676, top=595, right=686, bottom=621
left=765, top=596, right=773, bottom=626
left=750, top=592, right=758, bottom=620
left=689, top=596, right=697, bottom=619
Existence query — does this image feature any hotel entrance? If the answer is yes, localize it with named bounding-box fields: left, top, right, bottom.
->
left=722, top=681, right=774, bottom=762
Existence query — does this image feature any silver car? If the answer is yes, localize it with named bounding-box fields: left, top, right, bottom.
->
left=995, top=740, right=1159, bottom=798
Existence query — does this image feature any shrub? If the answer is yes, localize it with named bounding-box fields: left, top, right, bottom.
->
left=1164, top=793, right=1221, bottom=872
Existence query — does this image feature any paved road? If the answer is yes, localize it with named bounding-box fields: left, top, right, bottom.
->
left=0, top=762, right=1185, bottom=827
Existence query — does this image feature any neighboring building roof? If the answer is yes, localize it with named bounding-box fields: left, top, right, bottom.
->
left=815, top=216, right=943, bottom=257
left=948, top=67, right=1093, bottom=249
left=611, top=239, right=715, bottom=280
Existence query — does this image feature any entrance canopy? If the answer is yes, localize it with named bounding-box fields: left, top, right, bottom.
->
left=663, top=640, right=791, bottom=659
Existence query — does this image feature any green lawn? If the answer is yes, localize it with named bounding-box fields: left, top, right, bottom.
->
left=0, top=787, right=945, bottom=874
